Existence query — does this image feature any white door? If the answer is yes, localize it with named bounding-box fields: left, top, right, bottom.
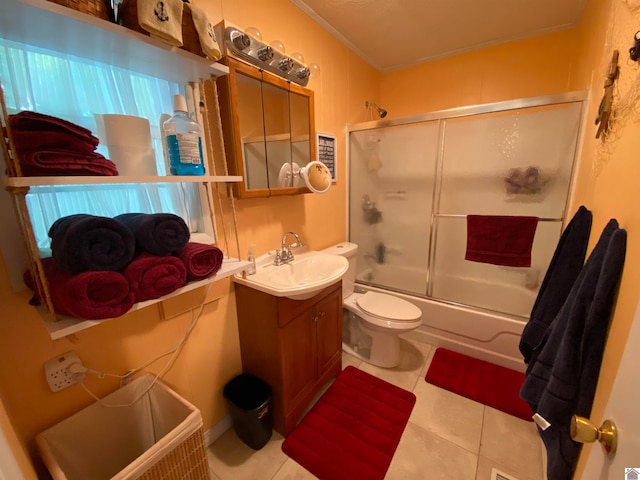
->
left=581, top=299, right=640, bottom=478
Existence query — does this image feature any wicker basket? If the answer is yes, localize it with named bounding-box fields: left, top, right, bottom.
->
left=48, top=0, right=112, bottom=22
left=118, top=0, right=205, bottom=57
left=36, top=374, right=210, bottom=480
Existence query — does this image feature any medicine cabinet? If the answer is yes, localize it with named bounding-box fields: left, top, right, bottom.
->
left=216, top=57, right=316, bottom=198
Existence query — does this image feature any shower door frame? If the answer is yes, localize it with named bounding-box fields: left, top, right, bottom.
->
left=346, top=90, right=588, bottom=316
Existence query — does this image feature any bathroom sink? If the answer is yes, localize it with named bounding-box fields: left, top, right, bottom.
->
left=233, top=249, right=348, bottom=300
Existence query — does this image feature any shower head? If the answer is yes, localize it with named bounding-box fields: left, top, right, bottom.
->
left=365, top=101, right=387, bottom=118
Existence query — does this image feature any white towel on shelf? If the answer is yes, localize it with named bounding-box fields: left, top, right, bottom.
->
left=186, top=2, right=221, bottom=60
left=137, top=0, right=183, bottom=46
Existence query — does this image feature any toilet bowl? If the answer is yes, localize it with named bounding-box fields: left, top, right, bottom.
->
left=322, top=242, right=423, bottom=368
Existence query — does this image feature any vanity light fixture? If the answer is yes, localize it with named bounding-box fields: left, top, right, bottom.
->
left=215, top=22, right=313, bottom=86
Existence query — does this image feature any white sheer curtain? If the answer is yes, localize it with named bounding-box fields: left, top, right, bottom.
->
left=0, top=39, right=203, bottom=248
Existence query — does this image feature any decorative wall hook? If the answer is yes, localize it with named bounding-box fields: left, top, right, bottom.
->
left=630, top=31, right=640, bottom=61
left=595, top=50, right=620, bottom=139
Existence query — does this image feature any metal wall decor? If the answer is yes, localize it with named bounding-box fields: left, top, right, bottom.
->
left=595, top=50, right=620, bottom=139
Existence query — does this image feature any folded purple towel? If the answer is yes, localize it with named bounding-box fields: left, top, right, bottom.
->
left=19, top=149, right=118, bottom=177
left=9, top=111, right=100, bottom=154
left=115, top=213, right=190, bottom=256
left=465, top=215, right=539, bottom=267
left=48, top=214, right=136, bottom=274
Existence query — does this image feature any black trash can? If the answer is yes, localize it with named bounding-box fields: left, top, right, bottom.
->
left=223, top=374, right=273, bottom=450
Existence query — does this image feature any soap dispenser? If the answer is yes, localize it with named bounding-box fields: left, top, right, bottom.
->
left=246, top=245, right=257, bottom=275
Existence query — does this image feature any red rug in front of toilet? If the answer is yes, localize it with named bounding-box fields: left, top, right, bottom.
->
left=425, top=348, right=533, bottom=421
left=282, top=366, right=416, bottom=480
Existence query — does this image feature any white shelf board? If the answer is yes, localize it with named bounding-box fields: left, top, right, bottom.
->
left=3, top=175, right=242, bottom=188
left=40, top=258, right=251, bottom=340
left=0, top=0, right=229, bottom=84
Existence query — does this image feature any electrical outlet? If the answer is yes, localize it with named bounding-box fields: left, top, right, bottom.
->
left=44, top=351, right=85, bottom=392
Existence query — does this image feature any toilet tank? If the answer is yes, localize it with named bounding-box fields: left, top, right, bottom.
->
left=321, top=242, right=358, bottom=298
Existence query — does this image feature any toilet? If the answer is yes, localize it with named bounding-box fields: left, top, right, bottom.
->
left=322, top=242, right=423, bottom=368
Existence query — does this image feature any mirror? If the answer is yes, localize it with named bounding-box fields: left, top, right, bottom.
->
left=299, top=161, right=331, bottom=193
left=261, top=73, right=293, bottom=190
left=216, top=58, right=316, bottom=198
left=236, top=69, right=268, bottom=191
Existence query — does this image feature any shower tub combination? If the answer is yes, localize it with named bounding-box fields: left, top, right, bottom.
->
left=348, top=92, right=586, bottom=370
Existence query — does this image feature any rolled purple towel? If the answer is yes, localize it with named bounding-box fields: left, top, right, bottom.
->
left=48, top=214, right=136, bottom=274
left=177, top=242, right=224, bottom=281
left=123, top=252, right=187, bottom=302
left=25, top=258, right=135, bottom=320
left=115, top=213, right=190, bottom=256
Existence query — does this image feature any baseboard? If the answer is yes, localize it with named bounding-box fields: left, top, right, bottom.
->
left=203, top=415, right=232, bottom=446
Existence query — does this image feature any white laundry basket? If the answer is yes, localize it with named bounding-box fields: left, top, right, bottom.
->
left=36, top=374, right=209, bottom=480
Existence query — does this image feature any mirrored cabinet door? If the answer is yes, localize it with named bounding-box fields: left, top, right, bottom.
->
left=290, top=82, right=315, bottom=179
left=261, top=72, right=294, bottom=191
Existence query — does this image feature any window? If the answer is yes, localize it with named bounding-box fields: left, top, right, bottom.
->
left=0, top=38, right=208, bottom=249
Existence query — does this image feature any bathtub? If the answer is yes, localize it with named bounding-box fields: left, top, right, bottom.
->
left=356, top=265, right=536, bottom=372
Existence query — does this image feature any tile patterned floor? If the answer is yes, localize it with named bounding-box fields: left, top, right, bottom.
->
left=207, top=337, right=544, bottom=480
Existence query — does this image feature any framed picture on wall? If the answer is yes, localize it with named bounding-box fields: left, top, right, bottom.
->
left=316, top=132, right=337, bottom=182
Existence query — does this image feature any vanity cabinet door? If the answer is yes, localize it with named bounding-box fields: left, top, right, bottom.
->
left=279, top=307, right=317, bottom=415
left=314, top=287, right=342, bottom=375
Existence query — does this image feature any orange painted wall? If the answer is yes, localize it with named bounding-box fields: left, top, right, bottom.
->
left=0, top=0, right=379, bottom=475
left=3, top=0, right=634, bottom=477
left=380, top=29, right=578, bottom=116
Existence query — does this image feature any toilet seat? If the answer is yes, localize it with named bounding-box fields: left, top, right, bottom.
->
left=356, top=291, right=422, bottom=322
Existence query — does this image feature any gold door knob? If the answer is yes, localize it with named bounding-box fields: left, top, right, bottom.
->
left=570, top=415, right=617, bottom=456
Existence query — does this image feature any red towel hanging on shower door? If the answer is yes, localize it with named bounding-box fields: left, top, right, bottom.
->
left=465, top=215, right=539, bottom=267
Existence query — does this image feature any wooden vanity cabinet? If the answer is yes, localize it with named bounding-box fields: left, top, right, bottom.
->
left=234, top=282, right=342, bottom=435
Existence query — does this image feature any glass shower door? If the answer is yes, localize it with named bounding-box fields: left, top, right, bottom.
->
left=431, top=102, right=582, bottom=316
left=349, top=121, right=440, bottom=296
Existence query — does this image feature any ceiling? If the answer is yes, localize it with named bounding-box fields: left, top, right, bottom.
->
left=291, top=0, right=589, bottom=72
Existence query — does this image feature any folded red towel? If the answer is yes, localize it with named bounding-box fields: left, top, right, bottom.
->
left=123, top=252, right=187, bottom=302
left=19, top=149, right=118, bottom=177
left=177, top=242, right=224, bottom=281
left=9, top=111, right=100, bottom=154
left=465, top=215, right=539, bottom=267
left=35, top=258, right=135, bottom=320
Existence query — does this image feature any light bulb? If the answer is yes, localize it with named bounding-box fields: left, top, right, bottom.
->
left=309, top=63, right=321, bottom=80
left=269, top=40, right=286, bottom=54
left=290, top=52, right=305, bottom=64
left=245, top=27, right=262, bottom=42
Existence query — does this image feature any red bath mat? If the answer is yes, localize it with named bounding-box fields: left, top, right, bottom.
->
left=282, top=366, right=416, bottom=480
left=425, top=348, right=533, bottom=421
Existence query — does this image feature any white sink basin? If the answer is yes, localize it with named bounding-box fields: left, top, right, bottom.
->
left=233, top=249, right=348, bottom=300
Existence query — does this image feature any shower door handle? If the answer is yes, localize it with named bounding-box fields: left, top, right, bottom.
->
left=570, top=415, right=617, bottom=456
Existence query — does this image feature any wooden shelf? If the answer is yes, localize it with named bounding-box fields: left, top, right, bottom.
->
left=0, top=0, right=229, bottom=84
left=3, top=175, right=243, bottom=188
left=40, top=258, right=251, bottom=340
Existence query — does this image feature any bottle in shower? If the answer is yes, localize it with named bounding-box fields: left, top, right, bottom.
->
left=163, top=94, right=205, bottom=176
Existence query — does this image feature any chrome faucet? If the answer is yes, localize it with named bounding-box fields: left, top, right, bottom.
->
left=274, top=232, right=304, bottom=265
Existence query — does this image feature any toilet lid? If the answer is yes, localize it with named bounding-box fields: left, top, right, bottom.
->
left=356, top=292, right=422, bottom=322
